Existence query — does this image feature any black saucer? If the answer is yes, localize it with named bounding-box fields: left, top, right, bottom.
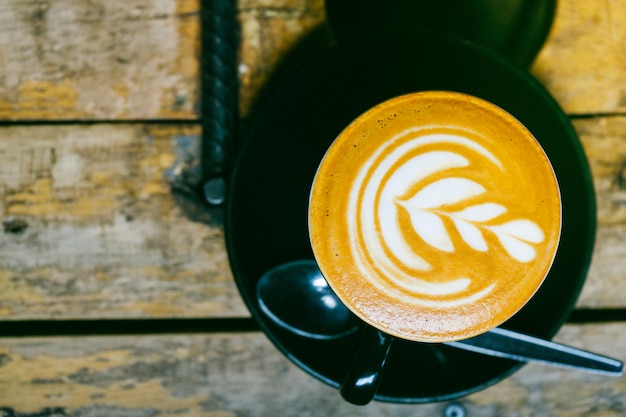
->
left=225, top=31, right=595, bottom=402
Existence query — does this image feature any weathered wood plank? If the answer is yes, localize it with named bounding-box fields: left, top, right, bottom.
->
left=574, top=116, right=626, bottom=308
left=1, top=0, right=626, bottom=317
left=238, top=0, right=626, bottom=117
left=237, top=0, right=626, bottom=117
left=532, top=0, right=626, bottom=115
left=576, top=117, right=626, bottom=226
left=2, top=0, right=626, bottom=120
left=242, top=0, right=626, bottom=117
left=237, top=0, right=327, bottom=117
left=0, top=0, right=200, bottom=120
left=0, top=323, right=623, bottom=416
left=0, top=0, right=328, bottom=121
left=0, top=124, right=247, bottom=319
left=1, top=116, right=626, bottom=319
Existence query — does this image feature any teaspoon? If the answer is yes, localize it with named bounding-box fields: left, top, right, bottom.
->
left=256, top=260, right=623, bottom=376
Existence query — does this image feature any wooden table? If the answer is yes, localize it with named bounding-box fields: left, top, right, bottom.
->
left=0, top=0, right=625, bottom=415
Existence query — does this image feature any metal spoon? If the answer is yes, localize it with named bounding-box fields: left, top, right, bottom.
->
left=257, top=260, right=359, bottom=340
left=257, top=260, right=623, bottom=376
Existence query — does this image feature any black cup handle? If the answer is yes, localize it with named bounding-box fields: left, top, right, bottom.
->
left=201, top=0, right=239, bottom=205
left=340, top=325, right=394, bottom=405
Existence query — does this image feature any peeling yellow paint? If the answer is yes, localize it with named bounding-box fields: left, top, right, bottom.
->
left=89, top=172, right=112, bottom=186
left=237, top=5, right=326, bottom=117
left=177, top=0, right=200, bottom=15
left=135, top=149, right=176, bottom=199
left=91, top=268, right=116, bottom=283
left=120, top=299, right=230, bottom=317
left=147, top=125, right=201, bottom=139
left=11, top=80, right=87, bottom=119
left=0, top=338, right=239, bottom=417
left=6, top=177, right=120, bottom=220
left=139, top=266, right=168, bottom=277
left=0, top=79, right=86, bottom=119
left=158, top=0, right=200, bottom=118
left=112, top=82, right=130, bottom=100
left=112, top=82, right=130, bottom=117
left=139, top=182, right=170, bottom=198
left=122, top=300, right=186, bottom=316
left=0, top=345, right=220, bottom=414
left=0, top=124, right=201, bottom=224
left=0, top=97, right=13, bottom=117
left=0, top=269, right=45, bottom=314
left=532, top=0, right=626, bottom=113
left=138, top=149, right=173, bottom=170
left=157, top=152, right=177, bottom=169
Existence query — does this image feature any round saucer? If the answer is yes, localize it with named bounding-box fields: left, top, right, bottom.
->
left=225, top=31, right=595, bottom=402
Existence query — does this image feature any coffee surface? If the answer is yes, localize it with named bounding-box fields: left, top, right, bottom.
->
left=309, top=91, right=561, bottom=342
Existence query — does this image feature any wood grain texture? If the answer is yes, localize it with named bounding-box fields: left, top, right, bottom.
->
left=239, top=0, right=626, bottom=117
left=0, top=0, right=327, bottom=121
left=2, top=116, right=626, bottom=319
left=0, top=0, right=624, bottom=414
left=0, top=0, right=199, bottom=120
left=532, top=0, right=626, bottom=115
left=0, top=124, right=246, bottom=319
left=0, top=0, right=626, bottom=319
left=0, top=323, right=623, bottom=416
left=575, top=116, right=626, bottom=308
left=3, top=0, right=626, bottom=121
left=237, top=0, right=327, bottom=117
left=0, top=0, right=626, bottom=120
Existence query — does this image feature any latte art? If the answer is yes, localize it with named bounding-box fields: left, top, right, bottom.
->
left=309, top=91, right=561, bottom=342
left=352, top=130, right=545, bottom=303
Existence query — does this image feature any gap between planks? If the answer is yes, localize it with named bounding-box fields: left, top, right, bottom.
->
left=1, top=309, right=626, bottom=338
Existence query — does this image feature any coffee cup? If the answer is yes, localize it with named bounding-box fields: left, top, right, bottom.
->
left=225, top=31, right=595, bottom=403
left=308, top=90, right=562, bottom=404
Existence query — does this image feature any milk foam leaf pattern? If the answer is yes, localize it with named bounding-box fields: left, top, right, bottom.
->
left=450, top=203, right=507, bottom=252
left=489, top=220, right=545, bottom=263
left=452, top=218, right=488, bottom=251
left=490, top=220, right=544, bottom=243
left=406, top=177, right=486, bottom=209
left=406, top=208, right=455, bottom=252
left=398, top=177, right=485, bottom=252
left=453, top=203, right=507, bottom=222
left=492, top=233, right=536, bottom=262
left=398, top=176, right=546, bottom=262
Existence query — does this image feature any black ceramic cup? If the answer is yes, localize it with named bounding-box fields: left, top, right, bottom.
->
left=224, top=28, right=595, bottom=403
left=325, top=0, right=556, bottom=69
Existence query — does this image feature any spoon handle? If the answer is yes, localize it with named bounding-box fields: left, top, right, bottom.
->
left=446, top=327, right=623, bottom=376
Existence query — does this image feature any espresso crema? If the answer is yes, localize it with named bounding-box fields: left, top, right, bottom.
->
left=309, top=91, right=561, bottom=342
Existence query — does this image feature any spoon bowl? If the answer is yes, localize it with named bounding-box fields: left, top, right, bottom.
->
left=257, top=260, right=360, bottom=340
